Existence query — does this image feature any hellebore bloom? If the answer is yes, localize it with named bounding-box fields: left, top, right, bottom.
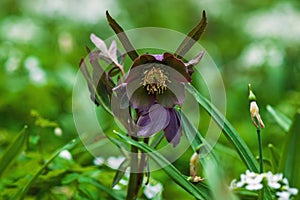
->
left=113, top=52, right=204, bottom=147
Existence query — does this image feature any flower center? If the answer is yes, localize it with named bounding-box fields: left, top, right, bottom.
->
left=141, top=67, right=170, bottom=94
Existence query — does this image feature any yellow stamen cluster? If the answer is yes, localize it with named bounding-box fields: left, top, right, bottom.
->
left=141, top=67, right=170, bottom=94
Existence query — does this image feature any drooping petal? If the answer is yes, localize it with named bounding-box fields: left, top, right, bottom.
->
left=137, top=104, right=170, bottom=137
left=156, top=82, right=186, bottom=107
left=164, top=108, right=182, bottom=147
left=131, top=54, right=157, bottom=69
left=162, top=52, right=192, bottom=82
left=111, top=83, right=133, bottom=131
left=112, top=83, right=130, bottom=109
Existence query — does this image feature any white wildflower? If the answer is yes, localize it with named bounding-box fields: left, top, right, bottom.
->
left=93, top=157, right=105, bottom=166
left=106, top=156, right=125, bottom=169
left=54, top=127, right=63, bottom=136
left=59, top=150, right=72, bottom=160
left=265, top=172, right=282, bottom=189
left=144, top=183, right=163, bottom=199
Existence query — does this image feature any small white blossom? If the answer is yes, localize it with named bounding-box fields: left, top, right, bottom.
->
left=106, top=156, right=125, bottom=169
left=59, top=150, right=72, bottom=160
left=229, top=179, right=237, bottom=190
left=54, top=127, right=63, bottom=136
left=112, top=184, right=121, bottom=190
left=266, top=172, right=282, bottom=189
left=231, top=170, right=298, bottom=199
left=93, top=157, right=105, bottom=166
left=119, top=179, right=128, bottom=185
left=144, top=183, right=163, bottom=199
left=245, top=174, right=263, bottom=191
left=277, top=191, right=293, bottom=200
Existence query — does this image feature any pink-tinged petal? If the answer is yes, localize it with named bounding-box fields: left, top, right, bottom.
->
left=90, top=33, right=108, bottom=54
left=162, top=53, right=192, bottom=82
left=152, top=54, right=164, bottom=61
left=185, top=50, right=205, bottom=75
left=137, top=104, right=170, bottom=137
left=156, top=82, right=185, bottom=107
left=164, top=108, right=182, bottom=147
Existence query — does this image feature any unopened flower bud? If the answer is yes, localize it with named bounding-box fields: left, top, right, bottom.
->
left=248, top=84, right=265, bottom=128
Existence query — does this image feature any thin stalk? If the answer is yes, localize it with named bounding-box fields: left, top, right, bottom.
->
left=257, top=128, right=263, bottom=173
left=126, top=136, right=139, bottom=200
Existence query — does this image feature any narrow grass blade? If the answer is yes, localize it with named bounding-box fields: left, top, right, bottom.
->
left=266, top=105, right=292, bottom=132
left=106, top=11, right=139, bottom=61
left=279, top=111, right=300, bottom=192
left=186, top=84, right=259, bottom=172
left=80, top=178, right=126, bottom=200
left=0, top=126, right=29, bottom=178
left=181, top=111, right=237, bottom=199
left=113, top=131, right=211, bottom=200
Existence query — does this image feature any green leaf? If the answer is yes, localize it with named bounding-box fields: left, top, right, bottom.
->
left=279, top=111, right=300, bottom=192
left=175, top=10, right=207, bottom=59
left=106, top=11, right=139, bottom=61
left=0, top=126, right=29, bottom=178
left=80, top=178, right=126, bottom=200
left=266, top=105, right=292, bottom=132
left=186, top=84, right=259, bottom=172
left=113, top=131, right=211, bottom=200
left=181, top=111, right=237, bottom=199
left=14, top=138, right=79, bottom=200
left=112, top=158, right=130, bottom=188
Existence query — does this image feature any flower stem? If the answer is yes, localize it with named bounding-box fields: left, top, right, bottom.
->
left=257, top=128, right=263, bottom=173
left=126, top=136, right=141, bottom=200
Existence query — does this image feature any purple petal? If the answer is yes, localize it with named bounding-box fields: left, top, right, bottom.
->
left=131, top=54, right=157, bottom=69
left=137, top=104, right=170, bottom=137
left=156, top=82, right=185, bottom=107
left=111, top=83, right=132, bottom=131
left=152, top=54, right=164, bottom=61
left=129, top=86, right=156, bottom=109
left=164, top=108, right=182, bottom=147
left=124, top=67, right=156, bottom=109
left=162, top=53, right=192, bottom=82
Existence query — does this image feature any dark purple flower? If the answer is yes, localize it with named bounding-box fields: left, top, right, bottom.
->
left=113, top=52, right=204, bottom=147
left=123, top=52, right=191, bottom=109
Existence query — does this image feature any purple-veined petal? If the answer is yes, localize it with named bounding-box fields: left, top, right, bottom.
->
left=137, top=104, right=170, bottom=137
left=164, top=108, right=182, bottom=147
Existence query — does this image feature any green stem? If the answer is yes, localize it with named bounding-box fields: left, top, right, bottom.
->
left=257, top=128, right=263, bottom=173
left=126, top=136, right=139, bottom=200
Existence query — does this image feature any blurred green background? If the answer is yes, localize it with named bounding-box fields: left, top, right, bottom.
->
left=1, top=0, right=300, bottom=199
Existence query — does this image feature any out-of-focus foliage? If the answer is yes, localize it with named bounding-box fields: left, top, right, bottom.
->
left=1, top=0, right=300, bottom=199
